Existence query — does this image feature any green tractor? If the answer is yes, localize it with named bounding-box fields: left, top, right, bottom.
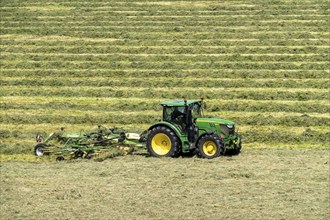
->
left=146, top=99, right=241, bottom=159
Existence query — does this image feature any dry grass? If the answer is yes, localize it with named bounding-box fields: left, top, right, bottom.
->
left=1, top=148, right=329, bottom=220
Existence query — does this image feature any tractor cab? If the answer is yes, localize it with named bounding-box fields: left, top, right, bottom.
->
left=162, top=100, right=201, bottom=133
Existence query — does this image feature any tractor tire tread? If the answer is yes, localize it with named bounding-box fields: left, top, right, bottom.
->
left=197, top=134, right=224, bottom=159
left=147, top=126, right=181, bottom=157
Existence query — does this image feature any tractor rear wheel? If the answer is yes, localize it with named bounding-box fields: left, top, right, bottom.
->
left=147, top=126, right=180, bottom=157
left=197, top=134, right=223, bottom=159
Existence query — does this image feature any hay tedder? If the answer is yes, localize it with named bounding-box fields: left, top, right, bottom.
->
left=34, top=126, right=147, bottom=160
left=34, top=99, right=242, bottom=160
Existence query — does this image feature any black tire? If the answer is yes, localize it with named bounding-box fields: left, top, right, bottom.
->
left=34, top=144, right=49, bottom=156
left=225, top=143, right=242, bottom=156
left=146, top=126, right=181, bottom=157
left=197, top=134, right=224, bottom=159
left=74, top=150, right=84, bottom=158
left=56, top=156, right=65, bottom=161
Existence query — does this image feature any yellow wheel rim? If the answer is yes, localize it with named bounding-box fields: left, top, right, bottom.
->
left=203, top=141, right=217, bottom=156
left=151, top=133, right=172, bottom=156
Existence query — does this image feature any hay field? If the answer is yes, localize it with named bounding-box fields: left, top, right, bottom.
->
left=0, top=0, right=329, bottom=219
left=1, top=0, right=329, bottom=153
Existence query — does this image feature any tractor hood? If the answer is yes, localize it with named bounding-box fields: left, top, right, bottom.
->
left=195, top=118, right=236, bottom=138
left=196, top=118, right=235, bottom=125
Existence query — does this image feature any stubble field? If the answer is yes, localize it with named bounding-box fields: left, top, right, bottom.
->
left=1, top=149, right=329, bottom=220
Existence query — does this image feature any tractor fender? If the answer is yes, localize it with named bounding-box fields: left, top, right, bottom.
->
left=147, top=122, right=183, bottom=145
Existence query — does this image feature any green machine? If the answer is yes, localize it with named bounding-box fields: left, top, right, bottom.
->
left=146, top=99, right=242, bottom=159
left=34, top=126, right=144, bottom=160
left=34, top=99, right=241, bottom=160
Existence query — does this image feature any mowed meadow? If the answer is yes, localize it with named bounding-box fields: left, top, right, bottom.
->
left=0, top=0, right=329, bottom=219
left=0, top=0, right=329, bottom=154
left=0, top=0, right=330, bottom=154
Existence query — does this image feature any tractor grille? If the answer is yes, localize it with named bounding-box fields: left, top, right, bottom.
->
left=220, top=124, right=235, bottom=136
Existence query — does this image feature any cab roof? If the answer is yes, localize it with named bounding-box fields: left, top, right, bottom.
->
left=161, top=100, right=201, bottom=107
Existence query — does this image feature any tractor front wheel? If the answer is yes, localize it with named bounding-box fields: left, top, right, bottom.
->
left=147, top=126, right=180, bottom=157
left=197, top=134, right=223, bottom=159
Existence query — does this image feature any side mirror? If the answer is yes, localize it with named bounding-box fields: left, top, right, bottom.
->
left=201, top=97, right=206, bottom=110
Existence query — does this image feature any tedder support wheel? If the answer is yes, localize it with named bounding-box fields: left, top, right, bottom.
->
left=197, top=134, right=224, bottom=159
left=34, top=144, right=49, bottom=156
left=147, top=126, right=180, bottom=157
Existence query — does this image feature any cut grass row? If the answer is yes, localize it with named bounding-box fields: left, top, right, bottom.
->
left=2, top=86, right=329, bottom=101
left=3, top=101, right=328, bottom=114
left=2, top=1, right=328, bottom=7
left=2, top=11, right=328, bottom=18
left=1, top=5, right=329, bottom=14
left=3, top=14, right=328, bottom=23
left=1, top=107, right=329, bottom=126
left=1, top=77, right=328, bottom=89
left=1, top=30, right=328, bottom=39
left=1, top=27, right=328, bottom=35
left=1, top=61, right=328, bottom=71
left=2, top=53, right=328, bottom=62
left=2, top=7, right=328, bottom=13
left=2, top=17, right=328, bottom=25
left=1, top=37, right=329, bottom=47
left=2, top=45, right=328, bottom=52
left=2, top=96, right=329, bottom=114
left=1, top=33, right=327, bottom=38
left=1, top=18, right=329, bottom=25
left=1, top=69, right=327, bottom=79
left=2, top=0, right=328, bottom=5
left=1, top=23, right=328, bottom=31
left=2, top=15, right=328, bottom=25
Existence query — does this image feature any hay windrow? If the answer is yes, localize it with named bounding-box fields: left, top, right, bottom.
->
left=1, top=0, right=329, bottom=154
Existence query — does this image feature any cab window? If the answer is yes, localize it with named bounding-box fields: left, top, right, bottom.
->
left=191, top=103, right=201, bottom=119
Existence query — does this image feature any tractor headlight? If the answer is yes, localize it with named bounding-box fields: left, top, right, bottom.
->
left=220, top=124, right=235, bottom=136
left=226, top=124, right=233, bottom=129
left=226, top=124, right=235, bottom=135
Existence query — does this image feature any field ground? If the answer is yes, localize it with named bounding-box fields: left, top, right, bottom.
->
left=1, top=148, right=329, bottom=220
